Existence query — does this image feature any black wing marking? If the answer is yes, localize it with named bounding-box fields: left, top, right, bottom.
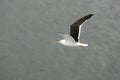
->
left=70, top=14, right=94, bottom=42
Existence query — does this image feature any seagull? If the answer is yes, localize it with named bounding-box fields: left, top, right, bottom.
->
left=58, top=14, right=94, bottom=47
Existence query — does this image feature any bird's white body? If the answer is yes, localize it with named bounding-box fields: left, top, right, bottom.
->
left=58, top=34, right=88, bottom=47
left=59, top=39, right=88, bottom=47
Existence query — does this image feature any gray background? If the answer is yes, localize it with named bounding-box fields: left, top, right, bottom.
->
left=0, top=0, right=120, bottom=80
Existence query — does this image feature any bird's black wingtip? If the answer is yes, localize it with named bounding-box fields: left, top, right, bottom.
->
left=89, top=13, right=94, bottom=16
left=86, top=13, right=94, bottom=19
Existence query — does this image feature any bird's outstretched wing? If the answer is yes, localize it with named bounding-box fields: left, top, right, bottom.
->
left=70, top=14, right=94, bottom=42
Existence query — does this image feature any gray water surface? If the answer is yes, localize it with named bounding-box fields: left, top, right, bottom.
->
left=0, top=0, right=120, bottom=80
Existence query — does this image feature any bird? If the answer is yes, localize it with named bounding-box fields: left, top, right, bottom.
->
left=58, top=14, right=94, bottom=47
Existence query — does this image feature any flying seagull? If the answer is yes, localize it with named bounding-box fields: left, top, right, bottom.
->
left=58, top=14, right=94, bottom=47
